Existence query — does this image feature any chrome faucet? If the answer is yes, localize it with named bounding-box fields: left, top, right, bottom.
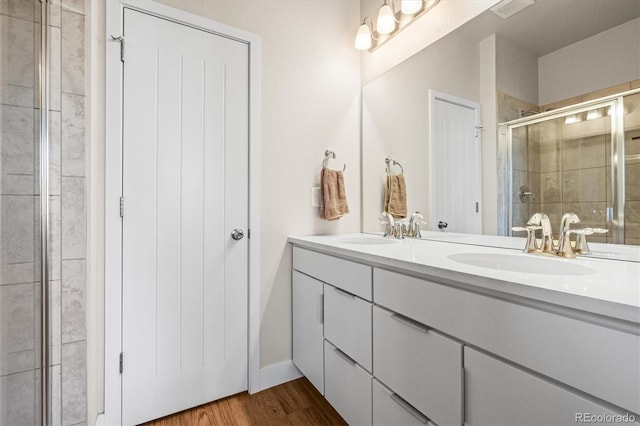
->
left=557, top=213, right=581, bottom=258
left=526, top=213, right=554, bottom=253
left=379, top=212, right=396, bottom=238
left=408, top=211, right=424, bottom=238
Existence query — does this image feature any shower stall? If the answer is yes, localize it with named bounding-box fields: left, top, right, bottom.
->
left=1, top=1, right=87, bottom=425
left=504, top=90, right=640, bottom=246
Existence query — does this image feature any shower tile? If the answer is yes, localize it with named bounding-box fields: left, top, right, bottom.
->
left=0, top=0, right=35, bottom=20
left=61, top=0, right=83, bottom=15
left=2, top=174, right=34, bottom=195
left=50, top=110, right=62, bottom=196
left=50, top=26, right=62, bottom=111
left=1, top=104, right=35, bottom=177
left=61, top=177, right=85, bottom=260
left=539, top=172, right=562, bottom=203
left=61, top=259, right=85, bottom=343
left=538, top=138, right=560, bottom=173
left=60, top=10, right=84, bottom=96
left=511, top=137, right=528, bottom=171
left=48, top=195, right=62, bottom=280
left=0, top=369, right=36, bottom=425
left=61, top=94, right=85, bottom=177
left=0, top=85, right=35, bottom=108
left=0, top=283, right=36, bottom=375
left=626, top=130, right=640, bottom=165
left=625, top=201, right=640, bottom=240
left=1, top=16, right=35, bottom=89
left=626, top=163, right=640, bottom=201
left=562, top=168, right=606, bottom=203
left=561, top=135, right=606, bottom=171
left=1, top=262, right=36, bottom=285
left=511, top=202, right=529, bottom=228
left=562, top=201, right=608, bottom=229
left=50, top=279, right=61, bottom=366
left=50, top=364, right=62, bottom=426
left=583, top=83, right=631, bottom=102
left=49, top=0, right=62, bottom=28
left=632, top=80, right=640, bottom=90
left=61, top=340, right=86, bottom=426
left=1, top=195, right=36, bottom=264
left=539, top=202, right=562, bottom=230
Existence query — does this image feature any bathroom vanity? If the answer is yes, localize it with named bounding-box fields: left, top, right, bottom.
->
left=289, top=233, right=640, bottom=426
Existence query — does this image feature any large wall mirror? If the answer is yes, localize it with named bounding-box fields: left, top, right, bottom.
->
left=362, top=0, right=640, bottom=248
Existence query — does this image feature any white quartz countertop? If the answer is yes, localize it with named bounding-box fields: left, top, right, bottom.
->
left=288, top=233, right=640, bottom=325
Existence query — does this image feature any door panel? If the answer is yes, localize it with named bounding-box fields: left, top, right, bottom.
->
left=431, top=96, right=482, bottom=233
left=121, top=9, right=248, bottom=424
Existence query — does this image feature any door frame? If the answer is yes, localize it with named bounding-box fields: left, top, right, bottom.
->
left=428, top=90, right=482, bottom=232
left=104, top=1, right=261, bottom=424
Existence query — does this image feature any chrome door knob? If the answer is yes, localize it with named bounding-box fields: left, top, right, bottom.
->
left=231, top=228, right=244, bottom=241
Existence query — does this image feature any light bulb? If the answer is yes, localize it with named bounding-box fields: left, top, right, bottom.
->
left=377, top=3, right=396, bottom=34
left=401, top=0, right=422, bottom=14
left=355, top=22, right=372, bottom=50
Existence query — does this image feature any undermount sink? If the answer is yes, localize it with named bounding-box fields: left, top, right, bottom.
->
left=448, top=253, right=597, bottom=276
left=335, top=236, right=397, bottom=245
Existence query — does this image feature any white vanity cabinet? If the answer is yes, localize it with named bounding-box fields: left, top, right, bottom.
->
left=291, top=242, right=640, bottom=426
left=464, top=347, right=636, bottom=426
left=292, top=247, right=373, bottom=425
left=292, top=270, right=324, bottom=394
left=373, top=305, right=462, bottom=426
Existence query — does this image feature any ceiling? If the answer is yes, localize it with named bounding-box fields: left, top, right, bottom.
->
left=456, top=0, right=640, bottom=57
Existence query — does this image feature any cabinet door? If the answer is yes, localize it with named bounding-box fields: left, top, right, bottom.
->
left=324, top=284, right=373, bottom=372
left=373, top=306, right=463, bottom=426
left=292, top=271, right=324, bottom=394
left=325, top=341, right=372, bottom=426
left=464, top=347, right=638, bottom=426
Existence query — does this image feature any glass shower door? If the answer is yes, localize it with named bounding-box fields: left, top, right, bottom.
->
left=509, top=100, right=618, bottom=243
left=624, top=93, right=640, bottom=245
left=1, top=1, right=54, bottom=424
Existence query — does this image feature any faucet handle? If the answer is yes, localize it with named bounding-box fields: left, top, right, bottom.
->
left=378, top=212, right=395, bottom=237
left=574, top=228, right=607, bottom=255
left=512, top=225, right=542, bottom=253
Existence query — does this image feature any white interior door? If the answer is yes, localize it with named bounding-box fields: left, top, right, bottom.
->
left=121, top=9, right=249, bottom=424
left=430, top=92, right=482, bottom=234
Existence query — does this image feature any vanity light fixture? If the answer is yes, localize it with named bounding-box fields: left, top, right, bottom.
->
left=355, top=0, right=440, bottom=52
left=377, top=0, right=397, bottom=34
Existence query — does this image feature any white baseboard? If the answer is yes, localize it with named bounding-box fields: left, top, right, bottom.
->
left=95, top=413, right=105, bottom=426
left=258, top=360, right=303, bottom=392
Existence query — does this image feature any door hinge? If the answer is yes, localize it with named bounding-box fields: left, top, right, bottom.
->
left=111, top=35, right=124, bottom=62
left=475, top=202, right=479, bottom=213
left=119, top=352, right=124, bottom=374
left=119, top=196, right=125, bottom=218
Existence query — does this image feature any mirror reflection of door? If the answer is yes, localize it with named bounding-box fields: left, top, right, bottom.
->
left=430, top=91, right=483, bottom=234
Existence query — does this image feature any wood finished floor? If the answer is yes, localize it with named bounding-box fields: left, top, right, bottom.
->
left=142, top=378, right=347, bottom=426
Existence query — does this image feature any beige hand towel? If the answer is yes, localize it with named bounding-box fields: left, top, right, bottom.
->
left=321, top=167, right=349, bottom=220
left=385, top=174, right=407, bottom=218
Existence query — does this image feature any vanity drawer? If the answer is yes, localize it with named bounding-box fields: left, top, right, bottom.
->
left=293, top=247, right=372, bottom=300
left=464, top=347, right=638, bottom=426
left=324, top=283, right=372, bottom=371
left=374, top=268, right=640, bottom=414
left=325, top=340, right=373, bottom=426
left=373, top=379, right=435, bottom=426
left=373, top=305, right=463, bottom=426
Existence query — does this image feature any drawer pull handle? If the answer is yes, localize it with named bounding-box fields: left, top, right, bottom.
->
left=333, top=347, right=357, bottom=366
left=390, top=393, right=429, bottom=424
left=391, top=313, right=430, bottom=333
left=332, top=286, right=355, bottom=298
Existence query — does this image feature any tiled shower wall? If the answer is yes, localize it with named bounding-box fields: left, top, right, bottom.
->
left=0, top=0, right=86, bottom=424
